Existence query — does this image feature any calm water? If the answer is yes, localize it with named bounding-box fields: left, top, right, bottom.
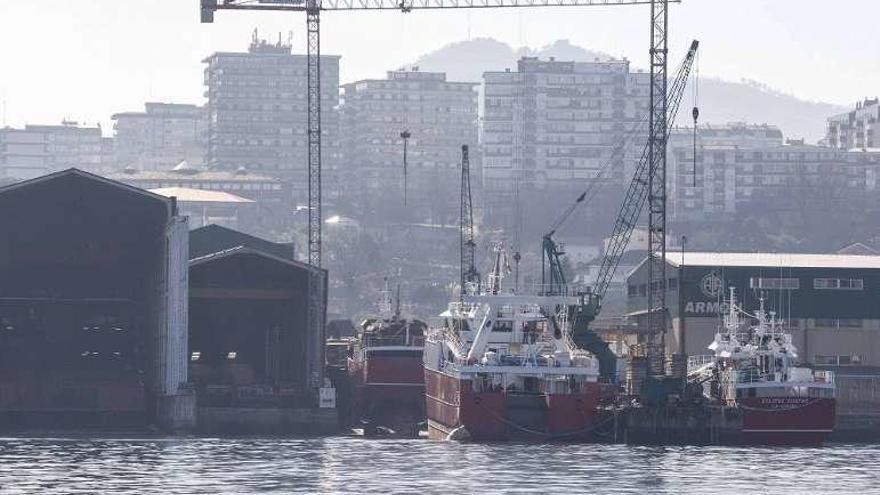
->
left=0, top=437, right=876, bottom=494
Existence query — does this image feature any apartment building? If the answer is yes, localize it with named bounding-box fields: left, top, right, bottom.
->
left=203, top=34, right=340, bottom=195
left=340, top=68, right=478, bottom=224
left=0, top=121, right=104, bottom=179
left=826, top=98, right=880, bottom=151
left=112, top=103, right=207, bottom=172
left=482, top=56, right=650, bottom=236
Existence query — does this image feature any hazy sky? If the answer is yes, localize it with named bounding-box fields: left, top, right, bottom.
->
left=0, top=0, right=877, bottom=134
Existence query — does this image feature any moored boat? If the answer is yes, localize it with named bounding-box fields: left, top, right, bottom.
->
left=423, top=244, right=602, bottom=441
left=348, top=282, right=426, bottom=436
left=689, top=288, right=836, bottom=445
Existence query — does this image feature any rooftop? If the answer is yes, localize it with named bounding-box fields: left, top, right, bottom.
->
left=107, top=168, right=279, bottom=183
left=665, top=252, right=880, bottom=270
left=149, top=187, right=254, bottom=204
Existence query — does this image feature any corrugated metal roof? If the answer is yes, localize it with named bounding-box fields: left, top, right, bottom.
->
left=149, top=187, right=254, bottom=204
left=106, top=170, right=279, bottom=183
left=666, top=252, right=880, bottom=269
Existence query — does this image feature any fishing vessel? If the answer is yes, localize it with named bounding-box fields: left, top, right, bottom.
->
left=423, top=244, right=602, bottom=441
left=690, top=288, right=836, bottom=445
left=348, top=283, right=426, bottom=436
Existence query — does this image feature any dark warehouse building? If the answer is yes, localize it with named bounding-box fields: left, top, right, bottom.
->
left=0, top=169, right=192, bottom=430
left=187, top=226, right=335, bottom=433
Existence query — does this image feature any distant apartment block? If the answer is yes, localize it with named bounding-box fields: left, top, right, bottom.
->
left=0, top=121, right=105, bottom=179
left=826, top=98, right=880, bottom=150
left=668, top=133, right=880, bottom=220
left=112, top=103, right=207, bottom=172
left=670, top=122, right=784, bottom=149
left=340, top=68, right=479, bottom=223
left=203, top=34, right=340, bottom=195
left=482, top=56, right=650, bottom=232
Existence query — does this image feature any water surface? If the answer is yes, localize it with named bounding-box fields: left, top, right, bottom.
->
left=0, top=437, right=874, bottom=494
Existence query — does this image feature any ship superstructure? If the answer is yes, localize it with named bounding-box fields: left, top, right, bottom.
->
left=690, top=288, right=836, bottom=444
left=424, top=244, right=601, bottom=441
left=348, top=282, right=426, bottom=436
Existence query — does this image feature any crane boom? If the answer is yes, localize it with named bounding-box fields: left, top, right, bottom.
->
left=204, top=0, right=674, bottom=15
left=595, top=39, right=698, bottom=302
left=568, top=40, right=697, bottom=381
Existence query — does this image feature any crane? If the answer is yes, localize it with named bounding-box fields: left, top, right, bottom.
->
left=200, top=0, right=677, bottom=392
left=571, top=39, right=700, bottom=380
left=538, top=40, right=698, bottom=379
left=460, top=145, right=479, bottom=296
left=542, top=191, right=585, bottom=296
left=646, top=0, right=670, bottom=375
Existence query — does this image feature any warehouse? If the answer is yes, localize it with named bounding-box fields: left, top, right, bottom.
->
left=187, top=226, right=334, bottom=433
left=0, top=169, right=191, bottom=429
left=626, top=252, right=880, bottom=367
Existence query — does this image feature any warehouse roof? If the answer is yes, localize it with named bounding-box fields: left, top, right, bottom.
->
left=149, top=187, right=254, bottom=204
left=189, top=224, right=294, bottom=261
left=190, top=245, right=317, bottom=274
left=664, top=252, right=880, bottom=270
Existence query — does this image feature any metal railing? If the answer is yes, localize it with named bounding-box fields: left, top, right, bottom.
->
left=687, top=355, right=715, bottom=373
left=362, top=334, right=425, bottom=348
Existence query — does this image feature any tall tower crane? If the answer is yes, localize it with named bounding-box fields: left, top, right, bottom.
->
left=200, top=0, right=676, bottom=392
left=646, top=0, right=670, bottom=375
left=460, top=145, right=479, bottom=296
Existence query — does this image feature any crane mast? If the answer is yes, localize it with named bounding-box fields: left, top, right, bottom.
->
left=647, top=0, right=669, bottom=374
left=460, top=145, right=479, bottom=295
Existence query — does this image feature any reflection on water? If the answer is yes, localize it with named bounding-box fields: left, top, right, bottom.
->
left=0, top=437, right=876, bottom=494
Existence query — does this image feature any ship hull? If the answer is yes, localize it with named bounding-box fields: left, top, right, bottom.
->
left=425, top=367, right=600, bottom=442
left=350, top=348, right=425, bottom=435
left=737, top=396, right=836, bottom=446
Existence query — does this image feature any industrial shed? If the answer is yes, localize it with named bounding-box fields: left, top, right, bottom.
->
left=0, top=169, right=191, bottom=429
left=188, top=243, right=334, bottom=433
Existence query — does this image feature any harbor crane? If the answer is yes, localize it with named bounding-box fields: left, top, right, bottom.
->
left=542, top=40, right=699, bottom=380
left=200, top=0, right=677, bottom=391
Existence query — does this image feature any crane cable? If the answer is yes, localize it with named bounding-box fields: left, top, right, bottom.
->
left=692, top=49, right=700, bottom=188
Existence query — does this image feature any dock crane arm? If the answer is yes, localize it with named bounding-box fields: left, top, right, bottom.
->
left=592, top=39, right=699, bottom=306
left=568, top=40, right=699, bottom=379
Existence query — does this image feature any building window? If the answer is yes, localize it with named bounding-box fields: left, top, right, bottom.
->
left=749, top=277, right=800, bottom=290
left=814, top=278, right=864, bottom=290
left=815, top=318, right=863, bottom=329
left=815, top=355, right=836, bottom=365
left=815, top=354, right=862, bottom=366
left=840, top=318, right=864, bottom=328
left=628, top=285, right=637, bottom=297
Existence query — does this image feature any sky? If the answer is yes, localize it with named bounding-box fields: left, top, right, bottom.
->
left=0, top=0, right=877, bottom=135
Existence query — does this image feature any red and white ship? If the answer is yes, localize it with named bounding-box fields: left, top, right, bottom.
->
left=691, top=288, right=836, bottom=445
left=423, top=245, right=601, bottom=441
left=348, top=283, right=426, bottom=436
